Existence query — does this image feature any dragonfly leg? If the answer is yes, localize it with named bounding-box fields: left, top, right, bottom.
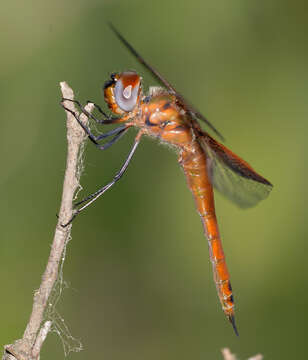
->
left=85, top=101, right=118, bottom=124
left=85, top=101, right=132, bottom=125
left=62, top=98, right=118, bottom=124
left=94, top=127, right=130, bottom=151
left=62, top=130, right=143, bottom=227
left=61, top=103, right=131, bottom=150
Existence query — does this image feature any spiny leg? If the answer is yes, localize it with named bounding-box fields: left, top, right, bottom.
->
left=95, top=127, right=129, bottom=151
left=62, top=130, right=143, bottom=227
left=86, top=101, right=110, bottom=122
left=62, top=98, right=118, bottom=124
left=75, top=131, right=142, bottom=207
left=61, top=104, right=131, bottom=150
left=85, top=100, right=132, bottom=125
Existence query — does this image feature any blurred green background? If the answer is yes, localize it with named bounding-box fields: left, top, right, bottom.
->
left=1, top=0, right=307, bottom=359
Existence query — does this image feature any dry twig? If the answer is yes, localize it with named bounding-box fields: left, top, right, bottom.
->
left=2, top=82, right=93, bottom=360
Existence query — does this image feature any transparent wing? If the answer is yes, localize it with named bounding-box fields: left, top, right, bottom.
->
left=199, top=132, right=273, bottom=208
left=109, top=23, right=273, bottom=207
left=109, top=23, right=225, bottom=141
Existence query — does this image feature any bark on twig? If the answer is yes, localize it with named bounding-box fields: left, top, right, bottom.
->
left=2, top=82, right=93, bottom=360
left=32, top=321, right=52, bottom=359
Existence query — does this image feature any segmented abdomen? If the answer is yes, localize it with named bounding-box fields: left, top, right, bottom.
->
left=179, top=140, right=236, bottom=326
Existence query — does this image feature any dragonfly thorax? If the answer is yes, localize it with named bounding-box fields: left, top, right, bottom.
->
left=138, top=94, right=194, bottom=148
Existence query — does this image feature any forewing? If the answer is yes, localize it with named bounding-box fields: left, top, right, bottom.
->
left=109, top=23, right=225, bottom=141
left=199, top=132, right=273, bottom=208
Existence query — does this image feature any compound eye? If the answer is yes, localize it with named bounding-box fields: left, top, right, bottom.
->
left=114, top=71, right=141, bottom=112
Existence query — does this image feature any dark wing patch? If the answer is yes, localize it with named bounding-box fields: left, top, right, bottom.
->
left=199, top=132, right=273, bottom=208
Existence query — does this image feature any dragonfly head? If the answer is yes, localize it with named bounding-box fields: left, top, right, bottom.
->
left=104, top=71, right=142, bottom=114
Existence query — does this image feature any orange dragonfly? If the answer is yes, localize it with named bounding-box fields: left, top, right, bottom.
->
left=61, top=24, right=273, bottom=336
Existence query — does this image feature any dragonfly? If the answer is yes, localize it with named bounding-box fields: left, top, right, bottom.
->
left=61, top=24, right=273, bottom=336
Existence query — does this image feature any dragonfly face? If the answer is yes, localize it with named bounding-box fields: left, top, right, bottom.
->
left=104, top=71, right=142, bottom=114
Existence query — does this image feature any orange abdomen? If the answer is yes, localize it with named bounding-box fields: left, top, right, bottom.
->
left=179, top=141, right=236, bottom=328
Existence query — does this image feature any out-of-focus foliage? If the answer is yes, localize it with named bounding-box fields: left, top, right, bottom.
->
left=1, top=0, right=307, bottom=359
